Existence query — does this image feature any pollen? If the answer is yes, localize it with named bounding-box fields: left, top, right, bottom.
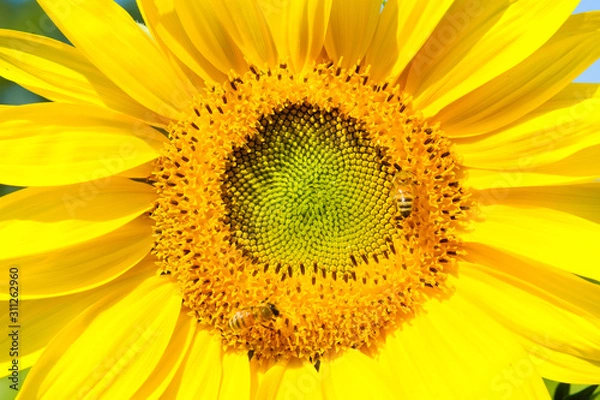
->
left=152, top=61, right=472, bottom=363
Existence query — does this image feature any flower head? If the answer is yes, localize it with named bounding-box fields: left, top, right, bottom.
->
left=1, top=0, right=599, bottom=399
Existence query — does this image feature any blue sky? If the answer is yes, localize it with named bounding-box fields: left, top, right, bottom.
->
left=573, top=0, right=600, bottom=82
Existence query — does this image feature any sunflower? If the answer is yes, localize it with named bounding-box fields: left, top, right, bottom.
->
left=1, top=0, right=600, bottom=398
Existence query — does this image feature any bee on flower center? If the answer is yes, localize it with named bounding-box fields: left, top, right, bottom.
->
left=391, top=171, right=415, bottom=219
left=228, top=303, right=280, bottom=331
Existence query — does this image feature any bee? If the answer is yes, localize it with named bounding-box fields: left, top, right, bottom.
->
left=228, top=303, right=280, bottom=331
left=391, top=171, right=414, bottom=219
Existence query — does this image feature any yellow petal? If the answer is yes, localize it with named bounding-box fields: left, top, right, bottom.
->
left=457, top=84, right=600, bottom=169
left=472, top=182, right=600, bottom=224
left=324, top=0, right=381, bottom=69
left=463, top=243, right=600, bottom=324
left=18, top=276, right=181, bottom=399
left=462, top=205, right=600, bottom=281
left=212, top=0, right=278, bottom=68
left=167, top=329, right=222, bottom=400
left=321, top=350, right=400, bottom=400
left=138, top=0, right=226, bottom=84
left=379, top=292, right=550, bottom=399
left=365, top=0, right=454, bottom=82
left=464, top=169, right=595, bottom=192
left=463, top=243, right=600, bottom=329
left=1, top=295, right=90, bottom=373
left=38, top=0, right=195, bottom=120
left=0, top=258, right=156, bottom=376
left=259, top=0, right=332, bottom=73
left=0, top=29, right=167, bottom=126
left=405, top=0, right=578, bottom=118
left=0, top=178, right=155, bottom=260
left=131, top=311, right=196, bottom=399
left=458, top=256, right=600, bottom=383
left=0, top=103, right=167, bottom=186
left=0, top=215, right=152, bottom=300
left=437, top=13, right=600, bottom=136
left=534, top=144, right=600, bottom=177
left=526, top=343, right=600, bottom=384
left=220, top=351, right=251, bottom=400
left=255, top=358, right=324, bottom=400
left=175, top=0, right=248, bottom=75
left=254, top=361, right=287, bottom=400
left=118, top=161, right=155, bottom=179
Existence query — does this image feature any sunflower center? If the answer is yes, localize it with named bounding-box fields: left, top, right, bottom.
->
left=152, top=62, right=471, bottom=363
left=222, top=104, right=394, bottom=274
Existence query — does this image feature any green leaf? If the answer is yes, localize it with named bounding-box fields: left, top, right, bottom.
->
left=555, top=383, right=572, bottom=400
left=565, top=385, right=600, bottom=400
